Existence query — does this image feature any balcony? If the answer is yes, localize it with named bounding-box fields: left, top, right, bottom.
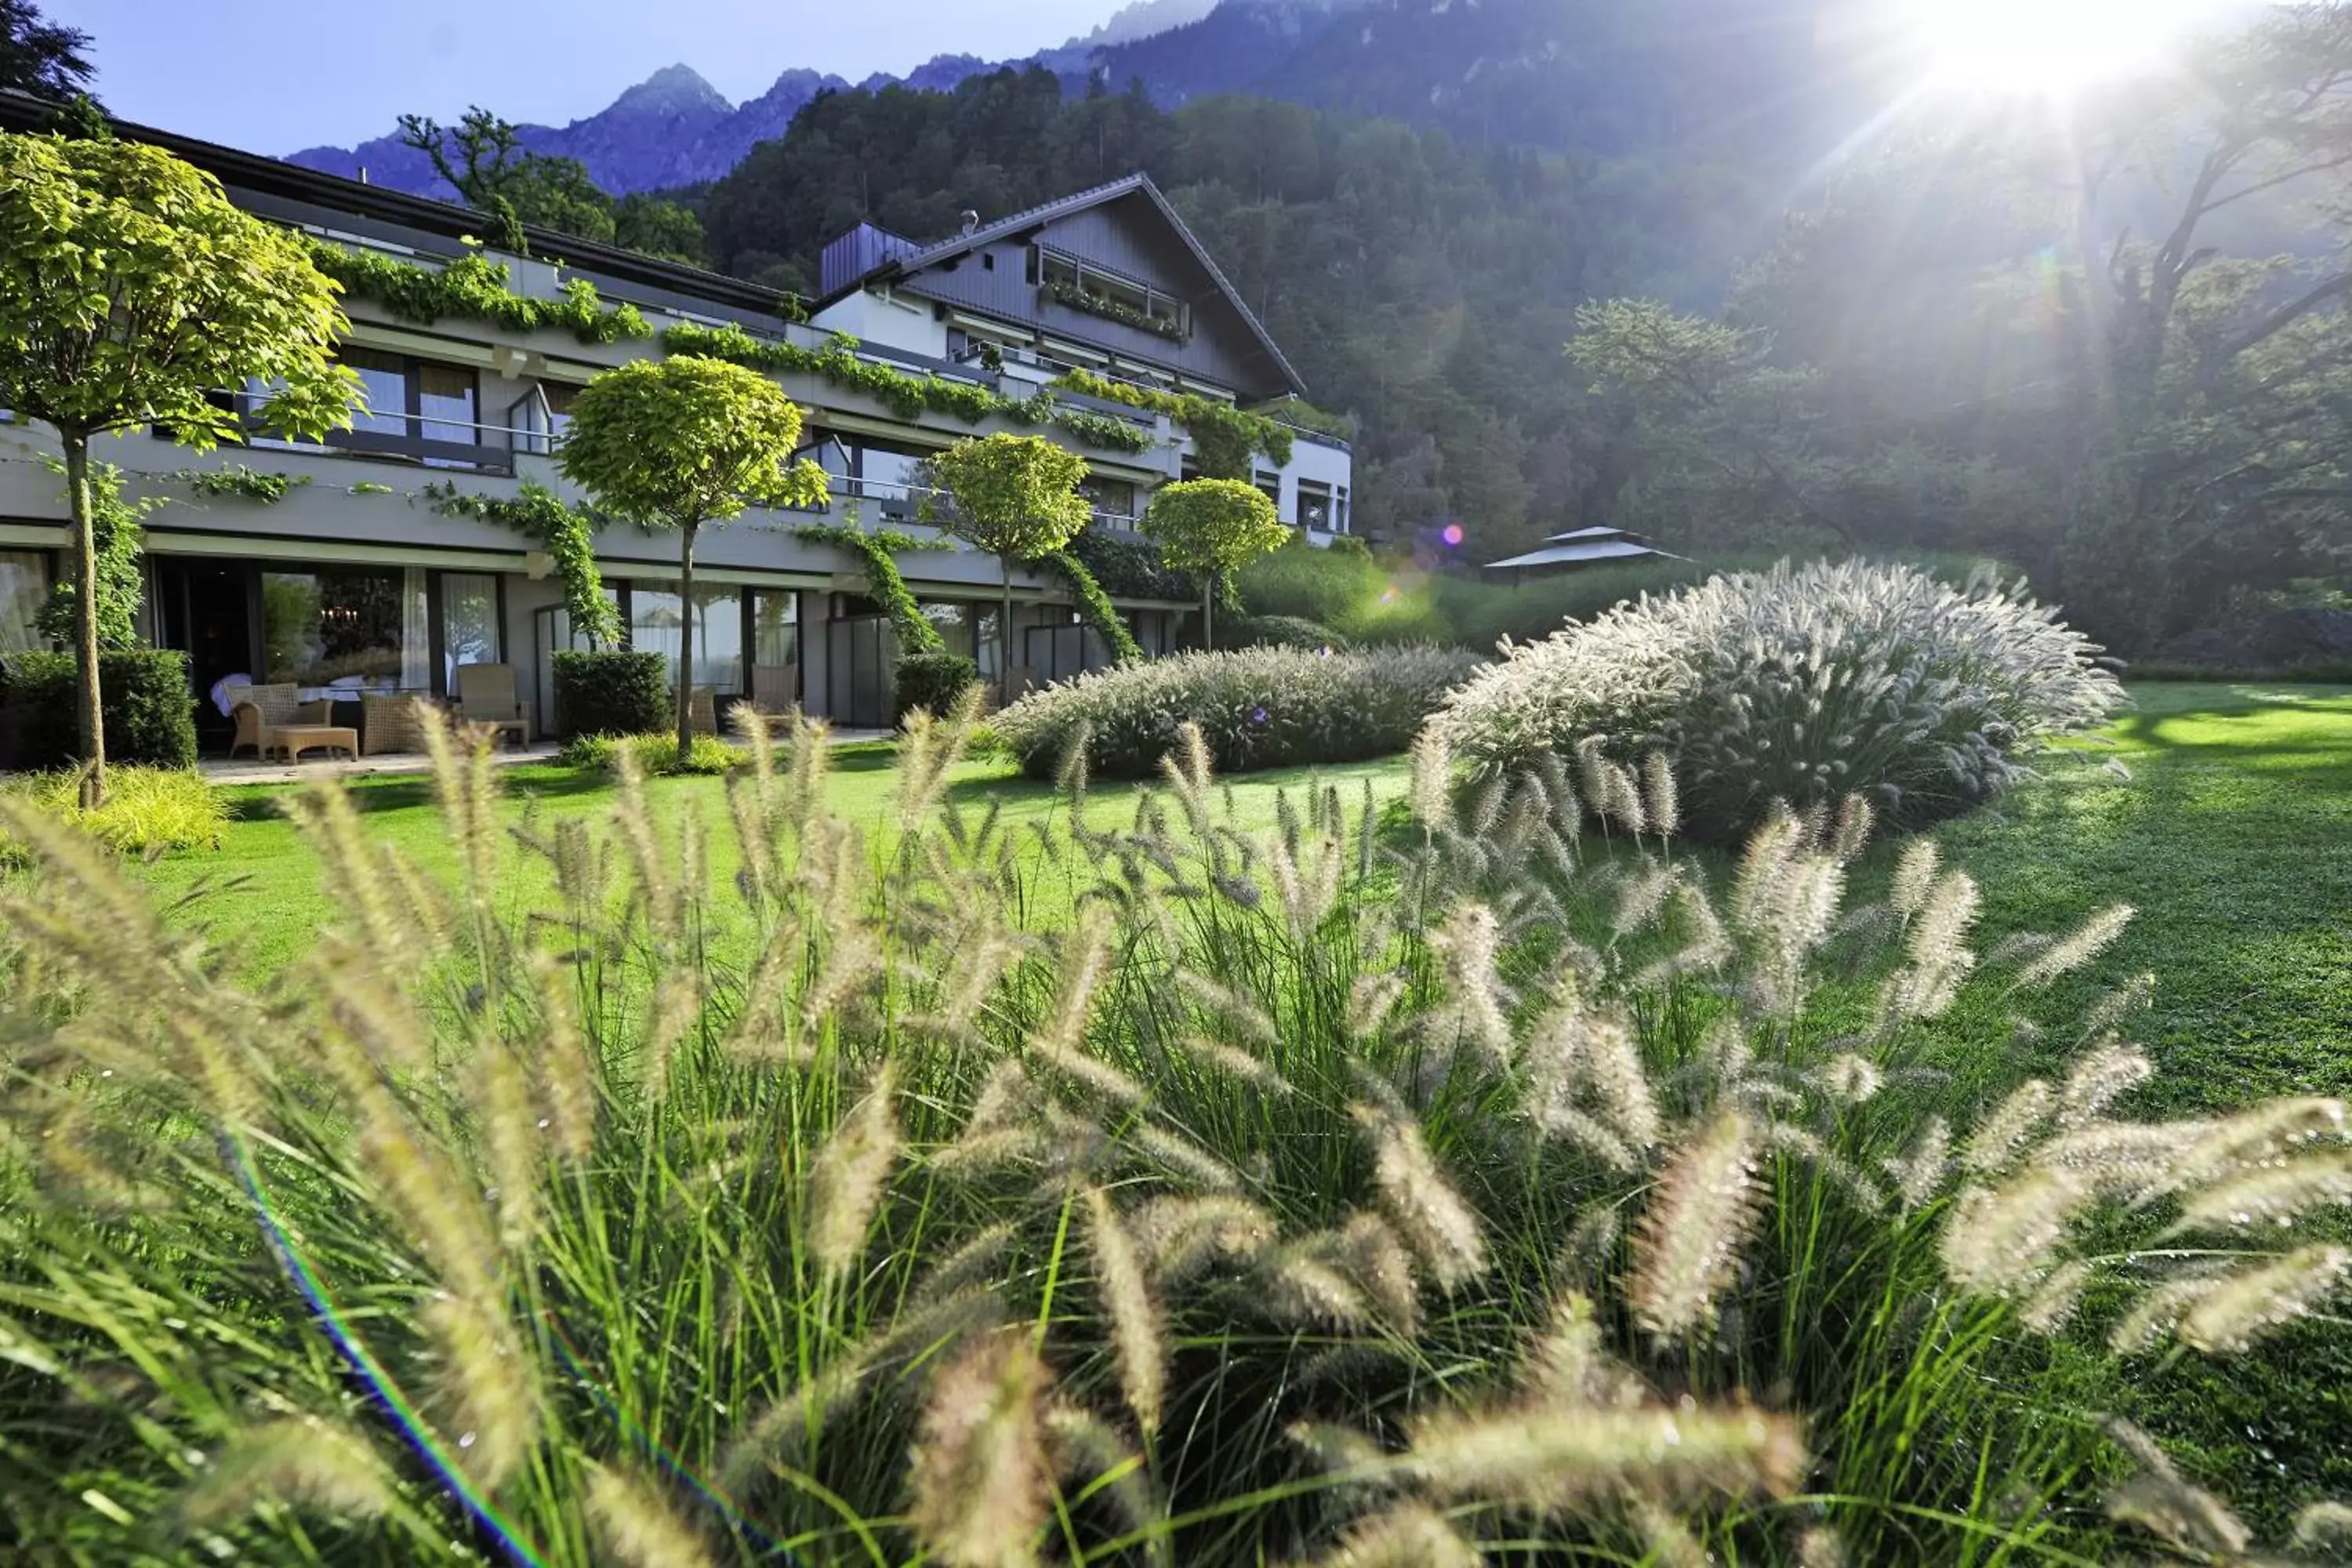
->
left=224, top=390, right=521, bottom=477
left=818, top=473, right=1138, bottom=535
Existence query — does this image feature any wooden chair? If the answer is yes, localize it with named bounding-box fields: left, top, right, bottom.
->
left=689, top=687, right=718, bottom=735
left=455, top=663, right=529, bottom=748
left=228, top=684, right=331, bottom=760
left=749, top=663, right=800, bottom=714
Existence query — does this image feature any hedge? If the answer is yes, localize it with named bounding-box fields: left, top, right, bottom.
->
left=552, top=649, right=672, bottom=739
left=893, top=652, right=982, bottom=726
left=1, top=649, right=198, bottom=769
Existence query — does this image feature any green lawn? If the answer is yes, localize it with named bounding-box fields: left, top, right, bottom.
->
left=136, top=743, right=1416, bottom=976
left=125, top=681, right=2352, bottom=1522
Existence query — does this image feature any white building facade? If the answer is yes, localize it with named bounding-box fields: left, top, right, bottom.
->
left=0, top=104, right=1350, bottom=748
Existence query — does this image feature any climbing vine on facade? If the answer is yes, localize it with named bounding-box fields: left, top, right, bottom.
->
left=660, top=323, right=1156, bottom=456
left=794, top=523, right=949, bottom=653
left=422, top=480, right=622, bottom=644
left=1047, top=368, right=1292, bottom=478
left=308, top=241, right=649, bottom=347
left=1043, top=548, right=1143, bottom=663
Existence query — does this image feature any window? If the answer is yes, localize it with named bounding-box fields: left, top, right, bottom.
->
left=262, top=567, right=419, bottom=691
left=753, top=590, right=799, bottom=670
left=1334, top=486, right=1350, bottom=535
left=920, top=601, right=1000, bottom=678
left=630, top=583, right=744, bottom=693
left=1297, top=480, right=1334, bottom=532
left=0, top=550, right=47, bottom=655
left=438, top=572, right=501, bottom=691
left=248, top=350, right=485, bottom=468
left=1254, top=470, right=1282, bottom=514
left=1035, top=247, right=1189, bottom=337
left=1080, top=477, right=1137, bottom=524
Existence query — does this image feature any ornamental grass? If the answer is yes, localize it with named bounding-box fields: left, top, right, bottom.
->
left=0, top=704, right=2342, bottom=1565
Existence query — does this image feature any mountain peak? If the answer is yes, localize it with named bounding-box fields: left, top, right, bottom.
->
left=608, top=64, right=732, bottom=119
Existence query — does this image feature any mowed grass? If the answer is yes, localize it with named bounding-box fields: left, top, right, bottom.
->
left=118, top=682, right=2352, bottom=1523
left=131, top=742, right=1417, bottom=977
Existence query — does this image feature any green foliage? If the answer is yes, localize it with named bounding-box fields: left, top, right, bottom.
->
left=994, top=642, right=1480, bottom=777
left=1041, top=274, right=1186, bottom=339
left=891, top=650, right=982, bottom=725
left=1051, top=367, right=1292, bottom=477
left=3, top=696, right=2347, bottom=1561
left=31, top=459, right=147, bottom=651
left=612, top=193, right=707, bottom=266
left=1, top=648, right=198, bottom=768
left=793, top=525, right=946, bottom=654
left=1143, top=478, right=1288, bottom=647
left=1068, top=526, right=1196, bottom=601
left=659, top=322, right=1156, bottom=456
left=0, top=133, right=356, bottom=448
left=1143, top=477, right=1288, bottom=578
left=1432, top=558, right=2125, bottom=840
left=1, top=0, right=95, bottom=101
left=423, top=481, right=621, bottom=645
left=307, top=241, right=649, bottom=347
left=558, top=356, right=826, bottom=530
left=1223, top=613, right=1350, bottom=650
left=176, top=464, right=310, bottom=503
left=927, top=434, right=1094, bottom=566
left=349, top=481, right=395, bottom=495
left=559, top=730, right=742, bottom=775
left=1040, top=550, right=1145, bottom=663
left=550, top=648, right=671, bottom=739
left=0, top=764, right=223, bottom=867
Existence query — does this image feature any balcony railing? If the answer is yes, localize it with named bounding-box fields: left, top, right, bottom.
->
left=815, top=474, right=1137, bottom=534
left=226, top=394, right=524, bottom=477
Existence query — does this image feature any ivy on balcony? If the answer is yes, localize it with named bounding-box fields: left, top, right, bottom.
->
left=794, top=524, right=949, bottom=653
left=1040, top=278, right=1187, bottom=342
left=423, top=480, right=622, bottom=644
left=1047, top=368, right=1292, bottom=479
left=660, top=322, right=1157, bottom=457
left=309, top=241, right=650, bottom=347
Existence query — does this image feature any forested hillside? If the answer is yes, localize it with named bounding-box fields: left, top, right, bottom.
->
left=703, top=70, right=1777, bottom=563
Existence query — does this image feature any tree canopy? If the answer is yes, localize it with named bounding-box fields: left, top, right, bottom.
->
left=399, top=106, right=707, bottom=265
left=926, top=434, right=1094, bottom=697
left=0, top=131, right=355, bottom=797
left=1142, top=477, right=1287, bottom=648
left=558, top=354, right=826, bottom=750
left=0, top=0, right=92, bottom=101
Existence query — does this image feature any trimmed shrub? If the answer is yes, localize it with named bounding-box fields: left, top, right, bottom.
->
left=552, top=649, right=671, bottom=739
left=0, top=764, right=225, bottom=866
left=1, top=648, right=198, bottom=768
left=1430, top=558, right=2124, bottom=840
left=892, top=651, right=982, bottom=726
left=1224, top=614, right=1352, bottom=651
left=559, top=731, right=742, bottom=775
left=994, top=643, right=1482, bottom=779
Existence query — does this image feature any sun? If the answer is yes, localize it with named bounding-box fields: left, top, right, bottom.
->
left=1903, top=0, right=2218, bottom=96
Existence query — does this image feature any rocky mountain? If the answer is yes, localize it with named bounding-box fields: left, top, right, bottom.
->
left=286, top=64, right=851, bottom=198
left=286, top=0, right=1854, bottom=201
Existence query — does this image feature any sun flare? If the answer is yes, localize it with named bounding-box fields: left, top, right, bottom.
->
left=1904, top=0, right=2220, bottom=96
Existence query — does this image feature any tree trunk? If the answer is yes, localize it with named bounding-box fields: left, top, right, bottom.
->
left=677, top=519, right=699, bottom=758
left=1202, top=579, right=1215, bottom=653
left=64, top=432, right=106, bottom=809
left=1000, top=554, right=1018, bottom=706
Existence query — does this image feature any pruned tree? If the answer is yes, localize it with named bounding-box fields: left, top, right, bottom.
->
left=1141, top=477, right=1288, bottom=650
left=0, top=132, right=354, bottom=802
left=557, top=355, right=826, bottom=754
left=927, top=434, right=1094, bottom=701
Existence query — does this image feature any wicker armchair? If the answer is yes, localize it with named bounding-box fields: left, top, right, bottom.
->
left=360, top=693, right=433, bottom=757
left=229, top=684, right=330, bottom=760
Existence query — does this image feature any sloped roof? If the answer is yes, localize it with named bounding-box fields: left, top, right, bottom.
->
left=814, top=172, right=1308, bottom=397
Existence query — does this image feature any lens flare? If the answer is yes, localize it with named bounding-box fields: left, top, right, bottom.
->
left=1440, top=524, right=1465, bottom=547
left=1904, top=0, right=2218, bottom=96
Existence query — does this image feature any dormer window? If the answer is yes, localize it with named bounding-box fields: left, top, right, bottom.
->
left=1034, top=247, right=1189, bottom=342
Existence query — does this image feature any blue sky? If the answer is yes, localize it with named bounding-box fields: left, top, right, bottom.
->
left=58, top=1, right=1111, bottom=154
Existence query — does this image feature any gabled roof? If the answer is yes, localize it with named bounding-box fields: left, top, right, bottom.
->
left=814, top=172, right=1308, bottom=398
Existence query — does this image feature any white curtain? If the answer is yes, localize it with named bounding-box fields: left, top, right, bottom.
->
left=401, top=567, right=431, bottom=691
